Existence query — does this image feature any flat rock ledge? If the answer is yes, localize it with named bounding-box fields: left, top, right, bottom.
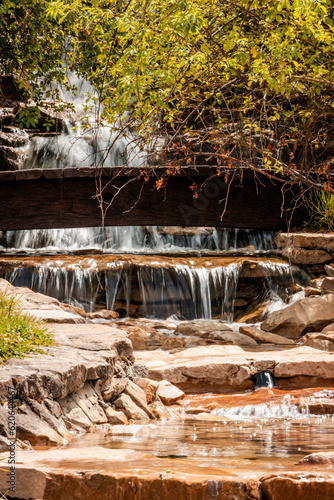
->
left=1, top=448, right=334, bottom=499
left=135, top=344, right=334, bottom=392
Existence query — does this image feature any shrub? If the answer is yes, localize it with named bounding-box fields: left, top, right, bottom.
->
left=0, top=292, right=53, bottom=362
left=306, top=191, right=334, bottom=233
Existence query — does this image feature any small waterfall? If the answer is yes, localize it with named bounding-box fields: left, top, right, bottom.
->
left=5, top=261, right=240, bottom=319
left=254, top=371, right=275, bottom=390
left=212, top=403, right=307, bottom=419
left=24, top=71, right=147, bottom=170
left=137, top=263, right=239, bottom=320
left=3, top=227, right=274, bottom=254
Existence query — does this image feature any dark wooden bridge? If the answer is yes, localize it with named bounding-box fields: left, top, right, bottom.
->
left=0, top=166, right=308, bottom=231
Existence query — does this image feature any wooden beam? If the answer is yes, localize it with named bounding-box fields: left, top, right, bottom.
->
left=0, top=167, right=307, bottom=230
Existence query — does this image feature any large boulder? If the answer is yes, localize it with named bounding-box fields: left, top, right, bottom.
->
left=302, top=331, right=334, bottom=351
left=261, top=294, right=334, bottom=339
left=261, top=472, right=334, bottom=500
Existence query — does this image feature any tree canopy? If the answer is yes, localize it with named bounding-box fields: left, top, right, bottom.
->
left=1, top=0, right=334, bottom=196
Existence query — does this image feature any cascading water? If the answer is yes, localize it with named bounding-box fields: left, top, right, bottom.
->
left=24, top=71, right=147, bottom=170
left=5, top=260, right=240, bottom=320
left=2, top=226, right=275, bottom=254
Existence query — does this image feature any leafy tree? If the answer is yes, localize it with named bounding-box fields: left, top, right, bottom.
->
left=2, top=0, right=334, bottom=197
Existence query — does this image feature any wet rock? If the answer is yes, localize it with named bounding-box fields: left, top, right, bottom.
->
left=148, top=398, right=176, bottom=420
left=261, top=294, right=334, bottom=339
left=304, top=286, right=321, bottom=297
left=234, top=298, right=249, bottom=307
left=162, top=336, right=186, bottom=349
left=113, top=393, right=150, bottom=421
left=307, top=400, right=334, bottom=415
left=132, top=378, right=158, bottom=404
left=239, top=326, right=295, bottom=345
left=236, top=303, right=268, bottom=324
left=157, top=226, right=213, bottom=236
left=102, top=378, right=128, bottom=402
left=104, top=406, right=129, bottom=425
left=175, top=319, right=233, bottom=337
left=148, top=329, right=168, bottom=346
left=297, top=452, right=334, bottom=464
left=156, top=380, right=185, bottom=405
left=261, top=471, right=334, bottom=500
left=86, top=309, right=119, bottom=320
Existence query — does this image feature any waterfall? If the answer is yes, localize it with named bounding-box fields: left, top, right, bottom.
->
left=24, top=71, right=147, bottom=170
left=3, top=227, right=274, bottom=254
left=5, top=261, right=240, bottom=320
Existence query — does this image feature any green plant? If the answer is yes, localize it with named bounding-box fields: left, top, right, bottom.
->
left=306, top=190, right=334, bottom=232
left=0, top=292, right=53, bottom=362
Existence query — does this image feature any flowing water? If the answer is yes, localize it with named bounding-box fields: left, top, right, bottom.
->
left=61, top=388, right=334, bottom=476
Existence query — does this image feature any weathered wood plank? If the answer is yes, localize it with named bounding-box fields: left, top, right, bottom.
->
left=0, top=170, right=307, bottom=230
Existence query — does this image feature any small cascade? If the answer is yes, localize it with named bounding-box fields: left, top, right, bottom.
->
left=5, top=261, right=240, bottom=319
left=3, top=226, right=275, bottom=254
left=136, top=263, right=239, bottom=320
left=24, top=72, right=147, bottom=170
left=212, top=402, right=308, bottom=419
left=254, top=371, right=275, bottom=390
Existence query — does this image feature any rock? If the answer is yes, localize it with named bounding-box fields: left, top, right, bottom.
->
left=325, top=264, right=334, bottom=277
left=148, top=399, right=176, bottom=420
left=322, top=323, right=334, bottom=333
left=156, top=380, right=185, bottom=405
left=307, top=400, right=334, bottom=415
left=59, top=396, right=93, bottom=431
left=162, top=336, right=186, bottom=349
left=297, top=452, right=334, bottom=464
left=261, top=471, right=334, bottom=500
left=104, top=407, right=129, bottom=425
left=15, top=403, right=65, bottom=446
left=102, top=378, right=128, bottom=402
left=236, top=303, right=268, bottom=324
left=274, top=232, right=334, bottom=251
left=23, top=308, right=86, bottom=323
left=321, top=277, right=334, bottom=292
left=44, top=398, right=62, bottom=418
left=239, top=326, right=295, bottom=345
left=70, top=383, right=107, bottom=425
left=123, top=379, right=152, bottom=416
left=234, top=298, right=249, bottom=307
left=282, top=247, right=332, bottom=264
left=122, top=325, right=148, bottom=350
left=86, top=309, right=119, bottom=320
left=302, top=331, right=334, bottom=351
left=157, top=226, right=213, bottom=236
left=113, top=393, right=150, bottom=421
left=203, top=331, right=258, bottom=346
left=27, top=400, right=71, bottom=440
left=133, top=378, right=159, bottom=404
left=175, top=319, right=233, bottom=337
left=148, top=329, right=168, bottom=346
left=0, top=435, right=13, bottom=452
left=261, top=294, right=334, bottom=339
left=304, top=287, right=321, bottom=297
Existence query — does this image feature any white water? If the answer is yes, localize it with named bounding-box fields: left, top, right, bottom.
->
left=24, top=71, right=147, bottom=170
left=3, top=226, right=275, bottom=254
